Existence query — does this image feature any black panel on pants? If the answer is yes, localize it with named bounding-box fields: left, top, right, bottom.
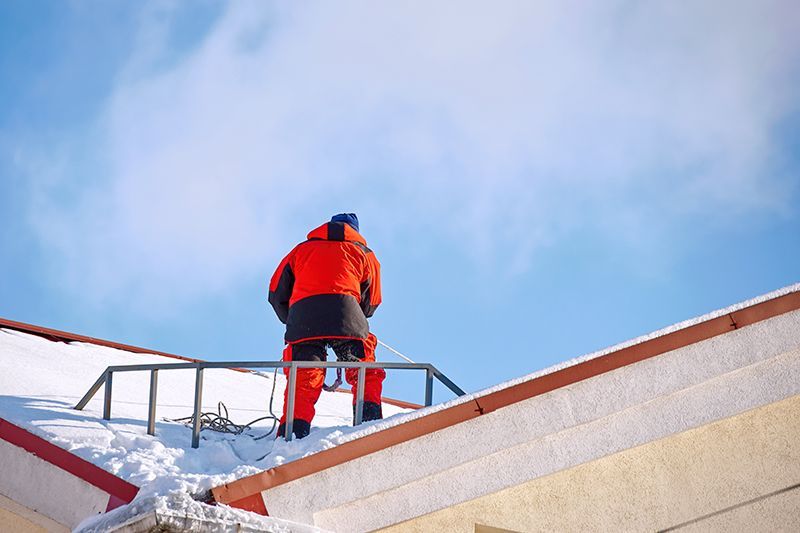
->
left=289, top=340, right=328, bottom=362
left=290, top=338, right=365, bottom=362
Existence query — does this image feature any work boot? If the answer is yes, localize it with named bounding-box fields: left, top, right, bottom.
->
left=353, top=401, right=383, bottom=424
left=276, top=419, right=311, bottom=439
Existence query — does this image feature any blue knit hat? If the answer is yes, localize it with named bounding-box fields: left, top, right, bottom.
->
left=331, top=213, right=359, bottom=233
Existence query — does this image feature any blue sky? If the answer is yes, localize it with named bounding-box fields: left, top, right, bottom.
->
left=1, top=1, right=799, bottom=404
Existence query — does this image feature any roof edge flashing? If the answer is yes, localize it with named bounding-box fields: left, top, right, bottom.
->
left=0, top=417, right=139, bottom=508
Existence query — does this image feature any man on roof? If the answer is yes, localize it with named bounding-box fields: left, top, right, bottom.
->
left=268, top=213, right=385, bottom=439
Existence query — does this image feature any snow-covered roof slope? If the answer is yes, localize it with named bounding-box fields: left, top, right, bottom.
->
left=0, top=327, right=409, bottom=531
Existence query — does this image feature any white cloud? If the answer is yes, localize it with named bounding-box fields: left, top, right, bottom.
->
left=28, top=0, right=800, bottom=311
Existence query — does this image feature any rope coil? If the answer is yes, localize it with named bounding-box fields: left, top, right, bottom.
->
left=167, top=369, right=281, bottom=440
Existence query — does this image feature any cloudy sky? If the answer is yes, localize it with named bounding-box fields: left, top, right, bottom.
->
left=1, top=1, right=799, bottom=401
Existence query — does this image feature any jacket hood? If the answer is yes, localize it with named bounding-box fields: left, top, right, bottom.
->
left=307, top=222, right=367, bottom=245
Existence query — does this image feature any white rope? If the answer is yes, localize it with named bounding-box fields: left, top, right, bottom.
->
left=376, top=338, right=417, bottom=364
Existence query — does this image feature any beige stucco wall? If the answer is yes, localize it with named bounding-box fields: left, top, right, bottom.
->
left=0, top=507, right=47, bottom=533
left=0, top=493, right=69, bottom=533
left=380, top=393, right=800, bottom=533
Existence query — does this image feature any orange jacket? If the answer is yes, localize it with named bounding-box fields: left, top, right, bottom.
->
left=268, top=221, right=381, bottom=342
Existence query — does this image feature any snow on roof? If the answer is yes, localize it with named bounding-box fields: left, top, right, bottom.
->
left=0, top=327, right=409, bottom=531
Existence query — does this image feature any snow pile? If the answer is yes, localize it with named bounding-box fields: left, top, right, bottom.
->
left=79, top=493, right=325, bottom=533
left=0, top=328, right=409, bottom=530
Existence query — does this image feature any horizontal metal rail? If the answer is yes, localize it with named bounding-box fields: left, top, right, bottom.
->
left=74, top=360, right=466, bottom=448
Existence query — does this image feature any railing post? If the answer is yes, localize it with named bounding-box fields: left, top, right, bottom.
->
left=354, top=365, right=366, bottom=425
left=285, top=363, right=298, bottom=442
left=191, top=365, right=204, bottom=449
left=74, top=371, right=108, bottom=411
left=424, top=368, right=434, bottom=407
left=103, top=370, right=113, bottom=420
left=147, top=369, right=158, bottom=436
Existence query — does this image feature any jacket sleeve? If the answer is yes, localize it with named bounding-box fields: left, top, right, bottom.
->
left=359, top=251, right=382, bottom=318
left=268, top=252, right=295, bottom=324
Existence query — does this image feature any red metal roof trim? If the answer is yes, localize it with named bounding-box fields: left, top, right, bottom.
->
left=0, top=418, right=139, bottom=511
left=211, top=289, right=800, bottom=507
left=0, top=317, right=204, bottom=364
left=228, top=492, right=269, bottom=516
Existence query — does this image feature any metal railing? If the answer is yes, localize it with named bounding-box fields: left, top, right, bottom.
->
left=73, top=360, right=466, bottom=448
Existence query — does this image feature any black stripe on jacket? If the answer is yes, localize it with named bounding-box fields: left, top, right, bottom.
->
left=359, top=278, right=378, bottom=318
left=268, top=263, right=295, bottom=324
left=327, top=222, right=346, bottom=241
